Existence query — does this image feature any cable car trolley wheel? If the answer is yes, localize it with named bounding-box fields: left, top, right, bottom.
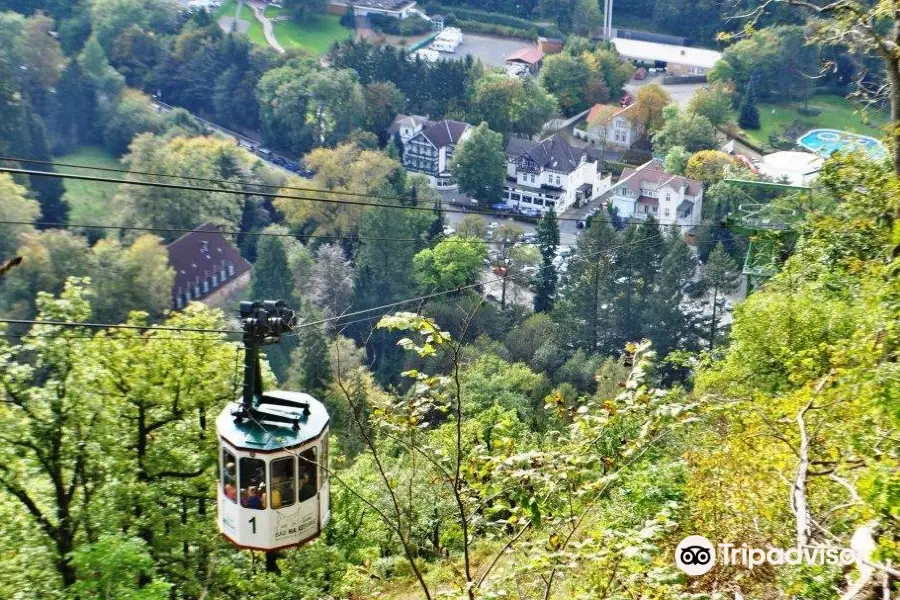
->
left=216, top=300, right=330, bottom=554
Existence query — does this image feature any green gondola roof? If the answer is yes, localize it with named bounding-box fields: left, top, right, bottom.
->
left=217, top=390, right=329, bottom=452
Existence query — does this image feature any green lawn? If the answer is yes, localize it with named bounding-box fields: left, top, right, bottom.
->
left=244, top=6, right=267, bottom=47
left=55, top=146, right=123, bottom=225
left=273, top=14, right=351, bottom=55
left=214, top=0, right=237, bottom=18
left=741, top=94, right=888, bottom=149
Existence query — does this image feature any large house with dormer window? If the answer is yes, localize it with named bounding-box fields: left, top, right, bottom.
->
left=604, top=159, right=703, bottom=230
left=167, top=223, right=251, bottom=310
left=402, top=119, right=472, bottom=188
left=503, top=134, right=612, bottom=215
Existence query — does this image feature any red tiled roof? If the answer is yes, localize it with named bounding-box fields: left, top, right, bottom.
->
left=506, top=46, right=545, bottom=65
left=166, top=223, right=251, bottom=306
left=586, top=102, right=636, bottom=124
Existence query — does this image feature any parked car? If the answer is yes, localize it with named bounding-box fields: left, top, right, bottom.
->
left=256, top=147, right=273, bottom=159
left=633, top=67, right=647, bottom=80
left=443, top=226, right=455, bottom=236
left=575, top=220, right=587, bottom=229
left=724, top=300, right=734, bottom=312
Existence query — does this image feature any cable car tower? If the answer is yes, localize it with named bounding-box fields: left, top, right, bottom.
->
left=216, top=300, right=330, bottom=573
left=723, top=179, right=807, bottom=292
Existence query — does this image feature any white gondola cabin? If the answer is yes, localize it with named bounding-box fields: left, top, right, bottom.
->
left=217, top=391, right=330, bottom=551
left=216, top=300, right=330, bottom=556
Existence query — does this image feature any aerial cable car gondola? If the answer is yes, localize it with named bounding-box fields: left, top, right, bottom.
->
left=216, top=300, right=330, bottom=573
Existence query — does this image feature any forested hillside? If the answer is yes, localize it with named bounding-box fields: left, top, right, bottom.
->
left=0, top=0, right=898, bottom=598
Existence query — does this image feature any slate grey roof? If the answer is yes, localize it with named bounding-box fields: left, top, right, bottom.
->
left=505, top=134, right=594, bottom=174
left=421, top=120, right=471, bottom=148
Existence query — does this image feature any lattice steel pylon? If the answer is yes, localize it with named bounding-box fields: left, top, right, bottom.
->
left=723, top=179, right=807, bottom=292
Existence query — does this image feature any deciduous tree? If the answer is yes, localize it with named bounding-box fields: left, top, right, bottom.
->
left=652, top=104, right=719, bottom=153
left=413, top=236, right=487, bottom=291
left=450, top=122, right=506, bottom=203
left=634, top=83, right=672, bottom=131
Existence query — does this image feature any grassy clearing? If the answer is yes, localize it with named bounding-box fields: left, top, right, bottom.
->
left=740, top=94, right=888, bottom=149
left=239, top=4, right=267, bottom=47
left=214, top=0, right=238, bottom=19
left=273, top=13, right=351, bottom=55
left=55, top=146, right=122, bottom=225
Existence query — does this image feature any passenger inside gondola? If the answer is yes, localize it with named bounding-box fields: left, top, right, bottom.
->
left=270, top=456, right=295, bottom=509
left=223, top=450, right=237, bottom=503
left=240, top=457, right=266, bottom=509
left=298, top=448, right=318, bottom=501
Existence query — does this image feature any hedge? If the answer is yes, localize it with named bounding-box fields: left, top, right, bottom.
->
left=427, top=2, right=562, bottom=38
left=604, top=160, right=629, bottom=176
left=454, top=19, right=536, bottom=40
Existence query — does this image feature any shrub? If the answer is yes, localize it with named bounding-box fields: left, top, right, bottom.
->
left=455, top=19, right=535, bottom=40
left=369, top=13, right=431, bottom=35
left=427, top=2, right=561, bottom=37
left=797, top=106, right=822, bottom=117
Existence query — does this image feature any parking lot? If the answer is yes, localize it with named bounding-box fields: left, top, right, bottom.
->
left=624, top=72, right=705, bottom=109
left=442, top=33, right=534, bottom=67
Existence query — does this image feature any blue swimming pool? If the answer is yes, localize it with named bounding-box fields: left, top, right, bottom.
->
left=797, top=129, right=885, bottom=159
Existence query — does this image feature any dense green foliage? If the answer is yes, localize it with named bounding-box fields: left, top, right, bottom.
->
left=2, top=1, right=900, bottom=599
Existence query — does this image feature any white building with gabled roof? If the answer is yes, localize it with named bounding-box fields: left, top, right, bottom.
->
left=604, top=159, right=703, bottom=230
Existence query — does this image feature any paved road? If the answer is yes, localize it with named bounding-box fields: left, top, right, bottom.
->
left=440, top=190, right=581, bottom=247
left=250, top=1, right=285, bottom=54
left=149, top=99, right=306, bottom=178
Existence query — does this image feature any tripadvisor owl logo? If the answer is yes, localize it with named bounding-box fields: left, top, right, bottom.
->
left=675, top=535, right=716, bottom=576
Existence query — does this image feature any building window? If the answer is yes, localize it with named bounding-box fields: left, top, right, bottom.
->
left=222, top=449, right=237, bottom=504
left=212, top=273, right=219, bottom=287
left=227, top=263, right=235, bottom=277
left=298, top=448, right=318, bottom=502
left=202, top=279, right=209, bottom=294
left=666, top=193, right=671, bottom=201
left=270, top=456, right=296, bottom=509
left=239, top=457, right=266, bottom=510
left=193, top=285, right=200, bottom=298
left=529, top=174, right=535, bottom=183
left=664, top=209, right=670, bottom=217
left=175, top=296, right=184, bottom=309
